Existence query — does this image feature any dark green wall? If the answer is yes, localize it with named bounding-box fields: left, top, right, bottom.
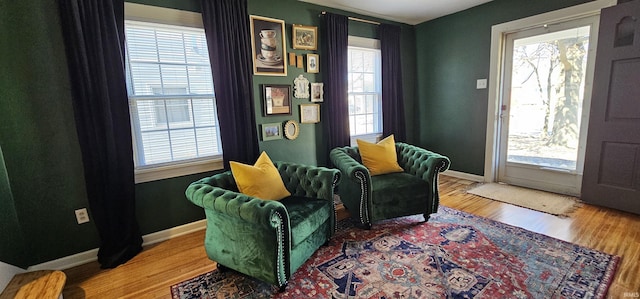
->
left=0, top=146, right=27, bottom=268
left=414, top=0, right=595, bottom=175
left=1, top=1, right=99, bottom=267
left=247, top=0, right=416, bottom=166
left=0, top=0, right=415, bottom=267
left=0, top=0, right=208, bottom=267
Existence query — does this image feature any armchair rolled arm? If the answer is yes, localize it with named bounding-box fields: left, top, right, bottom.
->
left=275, top=161, right=341, bottom=200
left=186, top=173, right=289, bottom=228
left=330, top=147, right=370, bottom=182
left=397, top=143, right=450, bottom=181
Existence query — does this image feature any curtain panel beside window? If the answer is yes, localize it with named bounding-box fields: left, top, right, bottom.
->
left=380, top=23, right=406, bottom=141
left=200, top=0, right=259, bottom=168
left=321, top=12, right=351, bottom=164
left=58, top=0, right=142, bottom=269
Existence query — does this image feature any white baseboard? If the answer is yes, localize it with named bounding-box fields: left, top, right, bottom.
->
left=27, top=219, right=207, bottom=271
left=0, top=262, right=26, bottom=293
left=442, top=170, right=485, bottom=182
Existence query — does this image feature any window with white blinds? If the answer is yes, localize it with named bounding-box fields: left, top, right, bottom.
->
left=348, top=39, right=382, bottom=138
left=124, top=20, right=222, bottom=169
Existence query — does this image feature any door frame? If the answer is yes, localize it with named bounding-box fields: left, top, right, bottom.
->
left=483, top=0, right=617, bottom=188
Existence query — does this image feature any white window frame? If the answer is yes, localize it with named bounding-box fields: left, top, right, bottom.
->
left=348, top=36, right=383, bottom=146
left=125, top=3, right=223, bottom=183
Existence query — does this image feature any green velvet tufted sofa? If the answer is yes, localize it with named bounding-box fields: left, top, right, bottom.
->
left=330, top=142, right=450, bottom=228
left=185, top=161, right=340, bottom=291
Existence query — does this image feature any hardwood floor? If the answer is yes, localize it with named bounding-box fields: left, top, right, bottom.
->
left=62, top=175, right=640, bottom=298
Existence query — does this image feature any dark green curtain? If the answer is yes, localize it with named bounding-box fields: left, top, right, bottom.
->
left=321, top=13, right=350, bottom=162
left=380, top=23, right=406, bottom=141
left=58, top=0, right=142, bottom=268
left=200, top=0, right=259, bottom=168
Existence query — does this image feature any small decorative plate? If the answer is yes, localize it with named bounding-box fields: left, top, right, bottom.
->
left=284, top=120, right=300, bottom=140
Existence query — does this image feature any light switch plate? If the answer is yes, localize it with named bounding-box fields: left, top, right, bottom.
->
left=476, top=79, right=487, bottom=89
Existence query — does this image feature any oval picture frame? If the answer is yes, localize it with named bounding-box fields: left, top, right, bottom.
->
left=284, top=120, right=300, bottom=140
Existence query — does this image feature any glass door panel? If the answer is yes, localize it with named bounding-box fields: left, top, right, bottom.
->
left=498, top=15, right=599, bottom=196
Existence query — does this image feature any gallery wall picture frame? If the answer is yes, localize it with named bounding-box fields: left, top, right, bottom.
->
left=300, top=104, right=320, bottom=124
left=292, top=24, right=317, bottom=50
left=296, top=55, right=304, bottom=68
left=288, top=53, right=296, bottom=66
left=310, top=82, right=323, bottom=102
left=283, top=120, right=300, bottom=140
left=307, top=53, right=319, bottom=73
left=294, top=75, right=310, bottom=99
left=250, top=15, right=287, bottom=76
left=262, top=84, right=292, bottom=116
left=262, top=122, right=283, bottom=141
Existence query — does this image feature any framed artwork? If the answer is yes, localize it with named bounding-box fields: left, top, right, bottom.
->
left=292, top=24, right=317, bottom=50
left=311, top=82, right=323, bottom=102
left=300, top=104, right=320, bottom=123
left=263, top=84, right=291, bottom=116
left=307, top=54, right=319, bottom=73
left=294, top=75, right=310, bottom=99
left=261, top=123, right=283, bottom=141
left=250, top=15, right=287, bottom=76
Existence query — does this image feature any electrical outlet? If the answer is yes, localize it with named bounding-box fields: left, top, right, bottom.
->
left=75, top=208, right=90, bottom=224
left=476, top=79, right=488, bottom=89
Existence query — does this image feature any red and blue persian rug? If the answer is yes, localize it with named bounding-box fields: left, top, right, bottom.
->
left=171, top=207, right=619, bottom=299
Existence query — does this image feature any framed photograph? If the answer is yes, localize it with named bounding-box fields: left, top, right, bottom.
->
left=311, top=82, right=323, bottom=102
left=292, top=24, right=317, bottom=50
left=261, top=123, right=283, bottom=141
left=294, top=75, right=310, bottom=99
left=250, top=15, right=287, bottom=76
left=307, top=54, right=319, bottom=73
left=263, top=84, right=291, bottom=116
left=300, top=104, right=320, bottom=123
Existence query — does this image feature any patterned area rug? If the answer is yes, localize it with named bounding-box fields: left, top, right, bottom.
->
left=171, top=207, right=619, bottom=299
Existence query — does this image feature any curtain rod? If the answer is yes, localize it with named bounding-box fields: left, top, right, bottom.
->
left=320, top=11, right=380, bottom=25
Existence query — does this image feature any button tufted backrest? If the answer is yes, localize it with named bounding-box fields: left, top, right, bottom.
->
left=397, top=143, right=427, bottom=176
left=341, top=146, right=362, bottom=163
left=196, top=171, right=239, bottom=192
left=274, top=161, right=339, bottom=200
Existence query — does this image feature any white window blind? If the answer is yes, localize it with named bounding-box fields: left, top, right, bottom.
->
left=348, top=44, right=382, bottom=137
left=124, top=20, right=222, bottom=168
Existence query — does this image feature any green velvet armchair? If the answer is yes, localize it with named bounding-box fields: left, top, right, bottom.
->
left=330, top=142, right=450, bottom=228
left=185, top=161, right=340, bottom=291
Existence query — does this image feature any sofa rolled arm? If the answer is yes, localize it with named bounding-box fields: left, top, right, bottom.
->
left=275, top=161, right=341, bottom=200
left=397, top=143, right=451, bottom=181
left=186, top=174, right=289, bottom=228
left=330, top=147, right=370, bottom=182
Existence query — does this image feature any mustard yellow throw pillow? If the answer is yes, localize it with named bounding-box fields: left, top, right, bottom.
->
left=229, top=152, right=291, bottom=201
left=357, top=135, right=404, bottom=176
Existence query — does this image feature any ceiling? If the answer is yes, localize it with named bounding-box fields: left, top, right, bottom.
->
left=299, top=0, right=493, bottom=25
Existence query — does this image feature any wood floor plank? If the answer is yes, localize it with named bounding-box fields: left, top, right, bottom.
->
left=62, top=175, right=640, bottom=298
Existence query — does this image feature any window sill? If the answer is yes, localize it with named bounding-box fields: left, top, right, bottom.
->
left=134, top=157, right=224, bottom=184
left=350, top=133, right=382, bottom=146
